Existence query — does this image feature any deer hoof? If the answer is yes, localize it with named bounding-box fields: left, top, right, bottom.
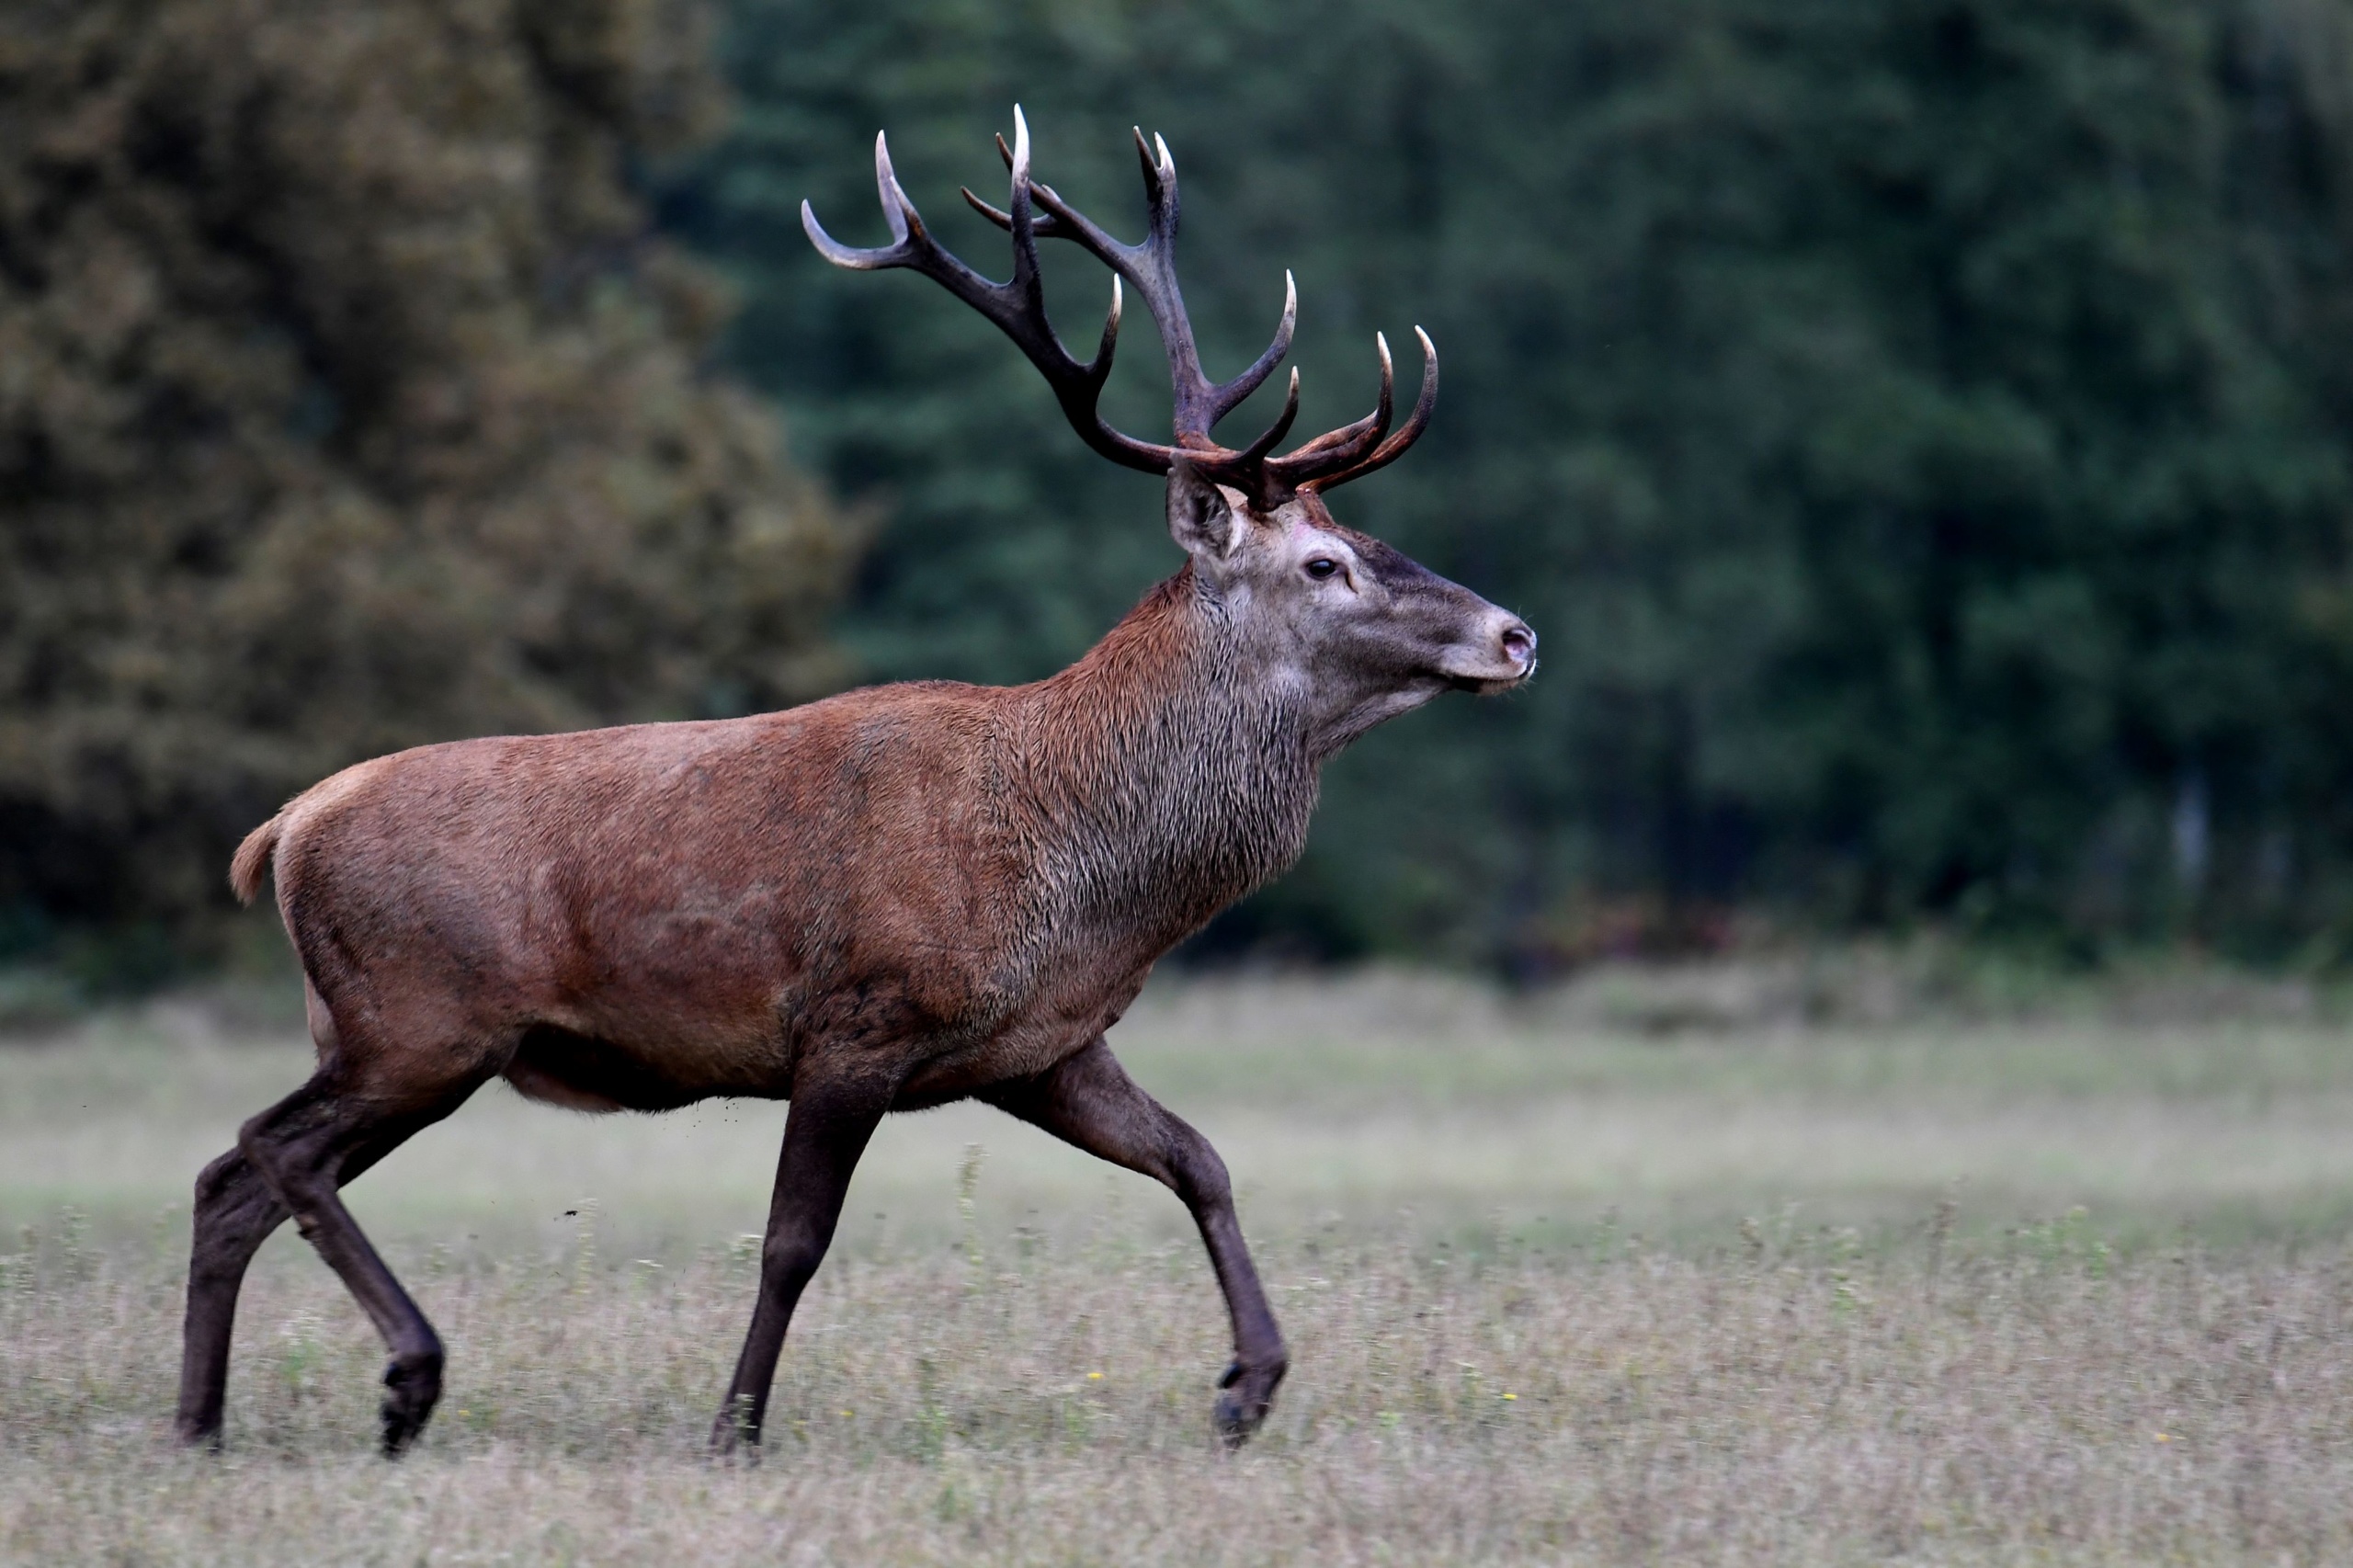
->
left=172, top=1413, right=225, bottom=1452
left=709, top=1394, right=767, bottom=1460
left=379, top=1350, right=444, bottom=1457
left=1212, top=1357, right=1286, bottom=1449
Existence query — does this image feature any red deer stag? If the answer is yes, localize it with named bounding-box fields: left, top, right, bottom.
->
left=176, top=108, right=1536, bottom=1457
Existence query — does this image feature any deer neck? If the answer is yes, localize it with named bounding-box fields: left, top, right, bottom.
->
left=1007, top=568, right=1320, bottom=937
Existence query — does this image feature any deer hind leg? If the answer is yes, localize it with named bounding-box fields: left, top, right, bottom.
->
left=233, top=1069, right=484, bottom=1455
left=982, top=1036, right=1288, bottom=1446
left=176, top=1094, right=472, bottom=1449
left=176, top=1145, right=291, bottom=1445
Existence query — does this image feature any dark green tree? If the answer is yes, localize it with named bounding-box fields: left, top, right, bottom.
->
left=0, top=0, right=848, bottom=967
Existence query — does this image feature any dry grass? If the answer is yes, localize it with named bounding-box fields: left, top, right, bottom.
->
left=7, top=1218, right=2351, bottom=1565
left=5, top=966, right=2353, bottom=1564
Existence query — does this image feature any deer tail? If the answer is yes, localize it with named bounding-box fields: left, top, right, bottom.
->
left=228, top=814, right=283, bottom=905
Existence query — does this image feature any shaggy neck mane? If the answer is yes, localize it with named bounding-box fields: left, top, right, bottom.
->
left=1006, top=566, right=1320, bottom=940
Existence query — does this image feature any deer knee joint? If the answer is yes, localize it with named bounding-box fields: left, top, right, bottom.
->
left=192, top=1150, right=244, bottom=1210
left=1177, top=1171, right=1232, bottom=1214
left=760, top=1231, right=826, bottom=1287
left=1170, top=1137, right=1233, bottom=1211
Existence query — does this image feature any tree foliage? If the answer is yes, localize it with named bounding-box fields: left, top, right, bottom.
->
left=675, top=0, right=2353, bottom=964
left=0, top=0, right=847, bottom=959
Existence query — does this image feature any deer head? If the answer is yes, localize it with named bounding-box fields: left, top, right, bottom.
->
left=803, top=108, right=1534, bottom=754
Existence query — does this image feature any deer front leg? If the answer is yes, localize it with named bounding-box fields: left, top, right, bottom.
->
left=712, top=1068, right=896, bottom=1454
left=983, top=1035, right=1287, bottom=1446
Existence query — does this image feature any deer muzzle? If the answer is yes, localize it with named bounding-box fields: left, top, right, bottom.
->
left=1438, top=609, right=1538, bottom=694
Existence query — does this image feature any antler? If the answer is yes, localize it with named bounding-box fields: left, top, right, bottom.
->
left=804, top=108, right=1435, bottom=500
left=801, top=114, right=1158, bottom=474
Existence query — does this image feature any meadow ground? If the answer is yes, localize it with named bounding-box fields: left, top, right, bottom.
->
left=5, top=962, right=2353, bottom=1564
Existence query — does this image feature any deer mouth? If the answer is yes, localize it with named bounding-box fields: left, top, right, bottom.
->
left=1447, top=668, right=1535, bottom=696
left=1438, top=659, right=1536, bottom=696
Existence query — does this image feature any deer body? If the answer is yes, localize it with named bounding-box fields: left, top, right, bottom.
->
left=253, top=571, right=1316, bottom=1117
left=176, top=111, right=1533, bottom=1458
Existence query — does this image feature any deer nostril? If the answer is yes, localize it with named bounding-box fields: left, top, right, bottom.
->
left=1500, top=624, right=1536, bottom=666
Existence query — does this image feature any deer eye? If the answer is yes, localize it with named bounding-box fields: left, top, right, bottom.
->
left=1303, top=557, right=1340, bottom=581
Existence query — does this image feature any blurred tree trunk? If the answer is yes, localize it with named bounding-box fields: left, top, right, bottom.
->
left=0, top=0, right=849, bottom=971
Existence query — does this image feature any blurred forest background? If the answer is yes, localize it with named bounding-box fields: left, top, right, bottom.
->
left=12, top=0, right=2353, bottom=992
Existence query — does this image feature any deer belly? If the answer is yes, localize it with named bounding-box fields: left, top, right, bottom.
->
left=502, top=1022, right=788, bottom=1112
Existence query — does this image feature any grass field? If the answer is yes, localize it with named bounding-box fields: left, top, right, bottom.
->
left=6, top=964, right=2353, bottom=1564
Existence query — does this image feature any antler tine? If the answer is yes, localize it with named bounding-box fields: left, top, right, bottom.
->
left=801, top=131, right=1011, bottom=312
left=1136, top=128, right=1176, bottom=239
left=1267, top=330, right=1397, bottom=486
left=802, top=133, right=920, bottom=268
left=1226, top=366, right=1302, bottom=468
left=1097, top=275, right=1126, bottom=373
left=1003, top=107, right=1043, bottom=295
left=1206, top=269, right=1297, bottom=426
left=961, top=185, right=1074, bottom=239
left=963, top=131, right=1079, bottom=239
left=1300, top=326, right=1438, bottom=493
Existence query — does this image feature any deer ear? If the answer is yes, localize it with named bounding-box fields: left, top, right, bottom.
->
left=1166, top=460, right=1242, bottom=561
